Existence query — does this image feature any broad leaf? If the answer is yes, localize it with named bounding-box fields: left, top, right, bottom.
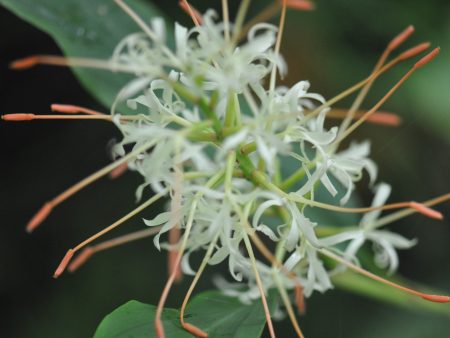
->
left=0, top=0, right=168, bottom=109
left=94, top=290, right=277, bottom=338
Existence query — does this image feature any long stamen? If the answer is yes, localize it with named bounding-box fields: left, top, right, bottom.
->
left=336, top=48, right=440, bottom=143
left=222, top=0, right=230, bottom=41
left=168, top=156, right=184, bottom=283
left=25, top=140, right=155, bottom=232
left=269, top=0, right=287, bottom=93
left=231, top=0, right=252, bottom=45
left=1, top=113, right=152, bottom=122
left=274, top=275, right=305, bottom=338
left=114, top=0, right=180, bottom=67
left=304, top=42, right=431, bottom=122
left=338, top=25, right=414, bottom=136
left=68, top=226, right=162, bottom=272
left=289, top=194, right=443, bottom=220
left=10, top=55, right=136, bottom=73
left=320, top=249, right=450, bottom=303
left=179, top=0, right=201, bottom=26
left=155, top=171, right=224, bottom=338
left=241, top=231, right=276, bottom=338
left=53, top=191, right=167, bottom=278
left=155, top=199, right=199, bottom=338
left=179, top=234, right=220, bottom=338
left=372, top=193, right=450, bottom=229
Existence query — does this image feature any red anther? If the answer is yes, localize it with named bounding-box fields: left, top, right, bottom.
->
left=414, top=47, right=440, bottom=69
left=53, top=249, right=74, bottom=278
left=51, top=104, right=104, bottom=115
left=2, top=113, right=35, bottom=121
left=285, top=0, right=315, bottom=11
left=367, top=112, right=401, bottom=126
left=387, top=25, right=415, bottom=51
left=182, top=323, right=208, bottom=338
left=294, top=284, right=306, bottom=314
left=421, top=294, right=450, bottom=303
left=10, top=56, right=40, bottom=70
left=26, top=202, right=54, bottom=233
left=68, top=247, right=95, bottom=272
left=398, top=42, right=431, bottom=61
left=109, top=162, right=129, bottom=179
left=409, top=202, right=443, bottom=220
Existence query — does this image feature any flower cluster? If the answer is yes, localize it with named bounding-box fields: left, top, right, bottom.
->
left=5, top=1, right=449, bottom=338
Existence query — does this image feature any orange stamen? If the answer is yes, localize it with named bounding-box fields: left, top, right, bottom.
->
left=53, top=249, right=74, bottom=278
left=398, top=42, right=431, bottom=61
left=67, top=247, right=94, bottom=272
left=335, top=48, right=440, bottom=143
left=51, top=104, right=105, bottom=115
left=68, top=227, right=162, bottom=272
left=54, top=192, right=165, bottom=278
left=387, top=25, right=415, bottom=51
left=25, top=142, right=154, bottom=231
left=109, top=163, right=129, bottom=179
left=168, top=227, right=183, bottom=283
left=179, top=0, right=202, bottom=26
left=285, top=0, right=315, bottom=11
left=321, top=249, right=450, bottom=303
left=294, top=284, right=306, bottom=314
left=409, top=202, right=443, bottom=220
left=1, top=113, right=35, bottom=121
left=2, top=114, right=113, bottom=121
left=26, top=202, right=54, bottom=233
left=10, top=56, right=40, bottom=70
left=414, top=47, right=440, bottom=68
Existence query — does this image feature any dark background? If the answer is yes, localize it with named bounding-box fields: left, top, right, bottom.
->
left=1, top=0, right=449, bottom=337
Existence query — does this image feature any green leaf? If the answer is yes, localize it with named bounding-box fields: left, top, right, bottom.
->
left=0, top=0, right=168, bottom=109
left=94, top=290, right=278, bottom=338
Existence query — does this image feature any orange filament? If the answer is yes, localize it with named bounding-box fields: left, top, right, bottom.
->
left=284, top=0, right=315, bottom=11
left=168, top=227, right=183, bottom=283
left=321, top=249, right=450, bottom=303
left=51, top=104, right=105, bottom=115
left=68, top=227, right=162, bottom=272
left=328, top=109, right=401, bottom=127
left=179, top=0, right=202, bottom=26
left=2, top=113, right=113, bottom=121
left=108, top=163, right=129, bottom=179
left=335, top=48, right=440, bottom=143
left=10, top=55, right=134, bottom=72
left=294, top=284, right=306, bottom=314
left=26, top=202, right=54, bottom=233
left=25, top=142, right=154, bottom=232
left=53, top=192, right=166, bottom=278
left=303, top=42, right=431, bottom=125
left=53, top=249, right=74, bottom=278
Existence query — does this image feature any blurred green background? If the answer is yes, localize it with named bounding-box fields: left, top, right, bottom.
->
left=1, top=0, right=449, bottom=337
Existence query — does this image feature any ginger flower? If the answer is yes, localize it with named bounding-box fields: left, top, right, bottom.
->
left=3, top=1, right=450, bottom=338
